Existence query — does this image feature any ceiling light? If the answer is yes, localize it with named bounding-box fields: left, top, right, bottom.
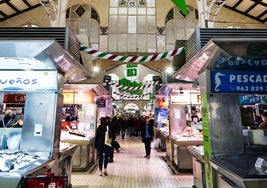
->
left=165, top=67, right=173, bottom=74
left=93, top=66, right=99, bottom=72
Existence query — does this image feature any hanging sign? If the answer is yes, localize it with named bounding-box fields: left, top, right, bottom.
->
left=239, top=95, right=267, bottom=105
left=126, top=64, right=138, bottom=77
left=96, top=98, right=106, bottom=108
left=214, top=56, right=267, bottom=69
left=211, top=71, right=267, bottom=93
left=3, top=94, right=26, bottom=103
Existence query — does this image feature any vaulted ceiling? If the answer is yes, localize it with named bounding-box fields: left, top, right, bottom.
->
left=0, top=0, right=266, bottom=23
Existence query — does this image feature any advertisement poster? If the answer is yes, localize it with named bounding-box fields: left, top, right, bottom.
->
left=154, top=108, right=168, bottom=127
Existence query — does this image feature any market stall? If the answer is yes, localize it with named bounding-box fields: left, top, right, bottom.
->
left=0, top=39, right=90, bottom=187
left=60, top=84, right=110, bottom=172
left=174, top=37, right=267, bottom=188
left=155, top=83, right=203, bottom=173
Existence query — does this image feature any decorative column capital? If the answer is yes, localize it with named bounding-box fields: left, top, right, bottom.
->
left=100, top=26, right=108, bottom=35
left=157, top=27, right=165, bottom=35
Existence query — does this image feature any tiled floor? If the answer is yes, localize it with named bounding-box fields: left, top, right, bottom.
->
left=71, top=136, right=193, bottom=188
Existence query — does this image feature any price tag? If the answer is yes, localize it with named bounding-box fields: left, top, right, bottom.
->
left=255, top=157, right=266, bottom=169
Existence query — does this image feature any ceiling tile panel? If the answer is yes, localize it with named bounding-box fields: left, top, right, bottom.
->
left=261, top=13, right=267, bottom=20
left=1, top=4, right=16, bottom=15
left=27, top=0, right=40, bottom=6
left=248, top=4, right=266, bottom=17
left=236, top=0, right=255, bottom=12
left=225, top=0, right=239, bottom=7
left=11, top=0, right=29, bottom=10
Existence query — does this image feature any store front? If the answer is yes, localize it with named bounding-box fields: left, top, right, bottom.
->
left=175, top=38, right=267, bottom=188
left=0, top=39, right=89, bottom=187
left=155, top=83, right=203, bottom=173
left=60, top=84, right=110, bottom=172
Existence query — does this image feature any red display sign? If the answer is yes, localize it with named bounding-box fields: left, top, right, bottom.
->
left=3, top=94, right=26, bottom=104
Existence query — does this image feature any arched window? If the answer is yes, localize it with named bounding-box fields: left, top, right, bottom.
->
left=109, top=0, right=156, bottom=53
left=66, top=4, right=100, bottom=49
left=165, top=5, right=198, bottom=50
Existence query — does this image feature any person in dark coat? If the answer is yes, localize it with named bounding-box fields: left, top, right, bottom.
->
left=94, top=117, right=111, bottom=176
left=0, top=109, right=15, bottom=128
left=141, top=116, right=154, bottom=159
left=120, top=116, right=127, bottom=139
left=258, top=112, right=267, bottom=130
left=106, top=116, right=116, bottom=162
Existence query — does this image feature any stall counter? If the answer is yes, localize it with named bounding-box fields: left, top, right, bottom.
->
left=59, top=143, right=78, bottom=186
left=188, top=145, right=205, bottom=188
left=170, top=135, right=203, bottom=172
left=210, top=153, right=267, bottom=188
left=60, top=131, right=96, bottom=172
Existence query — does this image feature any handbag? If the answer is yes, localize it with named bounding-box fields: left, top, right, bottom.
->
left=104, top=126, right=112, bottom=147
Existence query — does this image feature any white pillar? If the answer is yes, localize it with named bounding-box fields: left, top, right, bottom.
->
left=50, top=0, right=69, bottom=27
left=196, top=0, right=208, bottom=28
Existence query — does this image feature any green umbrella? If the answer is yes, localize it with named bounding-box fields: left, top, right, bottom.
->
left=171, top=0, right=189, bottom=16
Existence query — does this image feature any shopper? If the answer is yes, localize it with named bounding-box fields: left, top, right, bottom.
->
left=0, top=109, right=16, bottom=128
left=106, top=116, right=116, bottom=163
left=127, top=115, right=135, bottom=137
left=258, top=112, right=267, bottom=130
left=120, top=116, right=127, bottom=139
left=95, top=117, right=112, bottom=176
left=141, top=116, right=154, bottom=159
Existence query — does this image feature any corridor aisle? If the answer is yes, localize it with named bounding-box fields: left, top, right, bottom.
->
left=71, top=137, right=194, bottom=188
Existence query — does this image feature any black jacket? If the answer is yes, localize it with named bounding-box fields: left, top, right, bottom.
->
left=0, top=115, right=13, bottom=128
left=141, top=119, right=154, bottom=141
left=94, top=124, right=107, bottom=149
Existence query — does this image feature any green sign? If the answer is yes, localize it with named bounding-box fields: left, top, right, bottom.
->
left=127, top=69, right=137, bottom=77
left=126, top=64, right=138, bottom=77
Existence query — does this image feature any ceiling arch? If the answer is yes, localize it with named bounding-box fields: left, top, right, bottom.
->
left=0, top=0, right=266, bottom=23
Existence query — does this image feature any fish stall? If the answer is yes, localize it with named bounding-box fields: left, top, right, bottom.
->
left=0, top=39, right=90, bottom=187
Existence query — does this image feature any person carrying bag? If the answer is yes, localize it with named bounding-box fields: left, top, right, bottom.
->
left=95, top=117, right=111, bottom=176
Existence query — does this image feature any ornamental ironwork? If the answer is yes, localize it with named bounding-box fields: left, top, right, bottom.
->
left=119, top=0, right=146, bottom=7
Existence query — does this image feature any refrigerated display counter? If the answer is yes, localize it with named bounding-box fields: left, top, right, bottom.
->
left=171, top=134, right=203, bottom=172
left=188, top=145, right=205, bottom=188
left=60, top=131, right=96, bottom=172
left=210, top=153, right=267, bottom=188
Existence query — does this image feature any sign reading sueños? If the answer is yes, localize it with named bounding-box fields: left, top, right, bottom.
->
left=0, top=71, right=58, bottom=91
left=210, top=71, right=267, bottom=93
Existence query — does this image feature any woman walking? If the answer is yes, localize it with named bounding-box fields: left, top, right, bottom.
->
left=95, top=117, right=112, bottom=176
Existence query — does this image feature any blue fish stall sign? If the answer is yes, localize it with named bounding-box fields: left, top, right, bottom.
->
left=239, top=95, right=267, bottom=105
left=210, top=71, right=267, bottom=94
